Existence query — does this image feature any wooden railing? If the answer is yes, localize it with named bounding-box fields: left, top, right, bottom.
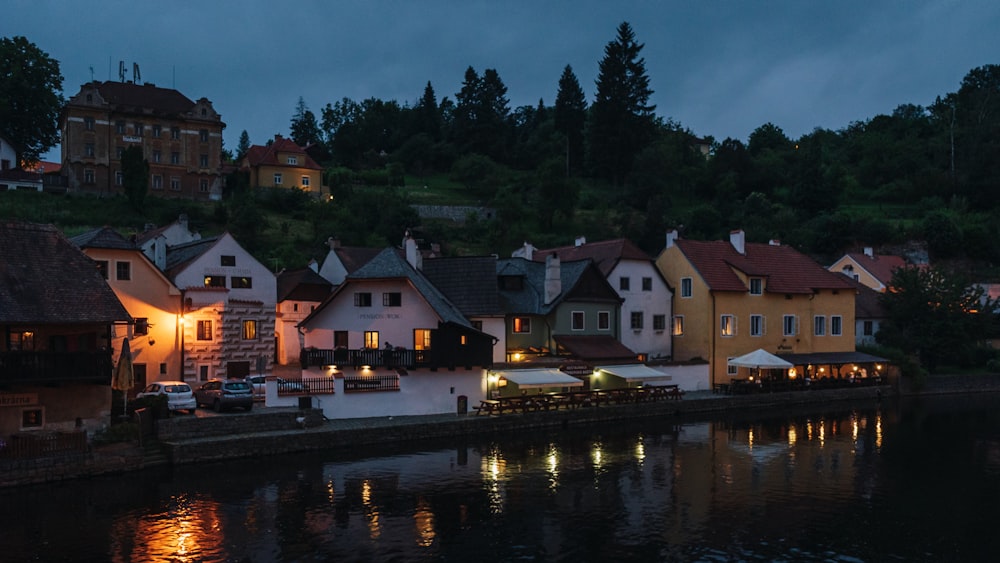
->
left=343, top=374, right=400, bottom=393
left=0, top=351, right=112, bottom=384
left=300, top=348, right=429, bottom=369
left=0, top=431, right=89, bottom=460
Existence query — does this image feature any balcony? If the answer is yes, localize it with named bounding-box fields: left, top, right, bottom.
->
left=0, top=351, right=113, bottom=385
left=301, top=348, right=430, bottom=370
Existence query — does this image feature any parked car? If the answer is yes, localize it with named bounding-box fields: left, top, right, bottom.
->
left=136, top=381, right=196, bottom=413
left=194, top=379, right=254, bottom=412
left=245, top=375, right=266, bottom=401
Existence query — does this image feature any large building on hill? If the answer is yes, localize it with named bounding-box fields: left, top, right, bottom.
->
left=59, top=80, right=226, bottom=200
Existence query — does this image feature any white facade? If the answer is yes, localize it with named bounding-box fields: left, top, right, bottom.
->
left=609, top=259, right=673, bottom=360
left=276, top=298, right=318, bottom=365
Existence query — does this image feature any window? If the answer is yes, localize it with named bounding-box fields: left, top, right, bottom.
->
left=21, top=408, right=44, bottom=430
left=334, top=331, right=348, bottom=348
left=116, top=261, right=131, bottom=281
left=287, top=155, right=298, bottom=165
left=414, top=329, right=432, bottom=350
left=863, top=320, right=874, bottom=336
left=171, top=127, right=180, bottom=140
left=814, top=315, right=826, bottom=336
left=720, top=314, right=735, bottom=337
left=231, top=276, right=253, bottom=289
left=383, top=292, right=402, bottom=307
left=84, top=169, right=95, bottom=184
left=134, top=318, right=149, bottom=336
left=84, top=116, right=94, bottom=130
left=472, top=320, right=483, bottom=331
left=301, top=175, right=310, bottom=187
left=749, top=278, right=763, bottom=295
left=115, top=171, right=124, bottom=185
left=681, top=278, right=692, bottom=298
left=630, top=311, right=644, bottom=330
left=170, top=151, right=180, bottom=164
left=200, top=179, right=209, bottom=192
left=750, top=314, right=764, bottom=337
left=95, top=260, right=109, bottom=279
left=199, top=129, right=208, bottom=142
left=354, top=292, right=372, bottom=307
left=199, top=154, right=208, bottom=168
left=152, top=150, right=161, bottom=163
left=783, top=315, right=797, bottom=336
left=242, top=320, right=258, bottom=340
left=642, top=277, right=653, bottom=291
left=199, top=365, right=210, bottom=381
left=513, top=317, right=531, bottom=333
left=115, top=120, right=125, bottom=133
left=831, top=315, right=843, bottom=336
left=196, top=320, right=213, bottom=341
left=727, top=357, right=739, bottom=376
left=572, top=311, right=585, bottom=331
left=499, top=275, right=523, bottom=290
left=152, top=124, right=161, bottom=138
left=116, top=146, right=124, bottom=159
left=672, top=315, right=684, bottom=336
left=170, top=177, right=181, bottom=190
left=221, top=255, right=236, bottom=266
left=598, top=311, right=610, bottom=331
left=274, top=172, right=283, bottom=185
left=653, top=314, right=666, bottom=331
left=134, top=122, right=144, bottom=136
left=85, top=143, right=95, bottom=157
left=204, top=276, right=226, bottom=288
left=619, top=277, right=630, bottom=291
left=364, top=331, right=379, bottom=349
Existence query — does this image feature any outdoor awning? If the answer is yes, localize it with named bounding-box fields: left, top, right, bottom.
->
left=777, top=352, right=888, bottom=365
left=596, top=364, right=672, bottom=383
left=497, top=369, right=585, bottom=389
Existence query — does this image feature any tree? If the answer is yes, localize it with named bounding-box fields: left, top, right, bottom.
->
left=236, top=130, right=251, bottom=162
left=587, top=22, right=656, bottom=185
left=878, top=266, right=997, bottom=371
left=290, top=97, right=322, bottom=148
left=120, top=145, right=149, bottom=210
left=414, top=81, right=442, bottom=140
left=554, top=65, right=587, bottom=176
left=0, top=36, right=64, bottom=164
left=452, top=66, right=511, bottom=161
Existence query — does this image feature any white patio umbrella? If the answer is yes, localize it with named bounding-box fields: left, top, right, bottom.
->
left=728, top=348, right=792, bottom=380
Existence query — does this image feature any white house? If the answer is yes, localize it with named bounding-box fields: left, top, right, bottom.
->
left=275, top=265, right=332, bottom=365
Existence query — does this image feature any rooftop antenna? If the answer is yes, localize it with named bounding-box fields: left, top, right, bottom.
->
left=133, top=62, right=141, bottom=84
left=118, top=60, right=126, bottom=82
left=89, top=65, right=94, bottom=81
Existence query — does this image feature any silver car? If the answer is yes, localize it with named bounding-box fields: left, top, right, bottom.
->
left=136, top=381, right=196, bottom=413
left=194, top=379, right=254, bottom=412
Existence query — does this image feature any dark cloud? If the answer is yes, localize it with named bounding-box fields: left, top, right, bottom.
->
left=5, top=0, right=996, bottom=160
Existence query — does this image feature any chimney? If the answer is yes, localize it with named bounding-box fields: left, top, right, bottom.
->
left=863, top=246, right=874, bottom=257
left=153, top=236, right=166, bottom=270
left=575, top=235, right=586, bottom=247
left=404, top=231, right=422, bottom=270
left=769, top=239, right=781, bottom=246
left=665, top=229, right=679, bottom=249
left=327, top=237, right=341, bottom=250
left=730, top=229, right=746, bottom=255
left=513, top=241, right=534, bottom=260
left=178, top=213, right=188, bottom=232
left=544, top=253, right=561, bottom=305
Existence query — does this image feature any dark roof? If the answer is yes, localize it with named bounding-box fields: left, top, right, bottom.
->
left=533, top=238, right=651, bottom=277
left=675, top=238, right=854, bottom=294
left=844, top=276, right=886, bottom=320
left=330, top=246, right=387, bottom=276
left=277, top=268, right=332, bottom=302
left=421, top=256, right=503, bottom=316
left=70, top=226, right=135, bottom=250
left=554, top=335, right=638, bottom=362
left=496, top=257, right=618, bottom=315
left=839, top=252, right=907, bottom=285
left=164, top=236, right=221, bottom=278
left=0, top=222, right=131, bottom=324
left=94, top=81, right=197, bottom=116
left=243, top=135, right=322, bottom=170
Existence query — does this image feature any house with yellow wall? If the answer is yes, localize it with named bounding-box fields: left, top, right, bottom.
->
left=241, top=134, right=324, bottom=195
left=656, top=229, right=862, bottom=387
left=827, top=247, right=906, bottom=293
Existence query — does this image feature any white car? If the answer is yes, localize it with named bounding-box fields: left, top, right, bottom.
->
left=136, top=381, right=197, bottom=412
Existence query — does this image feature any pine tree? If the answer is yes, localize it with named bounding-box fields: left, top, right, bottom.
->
left=415, top=81, right=441, bottom=140
left=554, top=65, right=587, bottom=176
left=587, top=22, right=656, bottom=185
left=236, top=130, right=251, bottom=162
left=290, top=97, right=322, bottom=147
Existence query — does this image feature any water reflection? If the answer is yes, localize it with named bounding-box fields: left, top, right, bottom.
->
left=3, top=396, right=1000, bottom=561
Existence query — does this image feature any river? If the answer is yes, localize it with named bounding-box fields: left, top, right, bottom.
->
left=1, top=393, right=999, bottom=562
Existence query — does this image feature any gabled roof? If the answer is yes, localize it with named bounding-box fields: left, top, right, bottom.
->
left=0, top=222, right=130, bottom=324
left=304, top=248, right=471, bottom=328
left=70, top=226, right=135, bottom=250
left=91, top=81, right=197, bottom=116
left=243, top=135, right=322, bottom=170
left=334, top=246, right=387, bottom=276
left=674, top=239, right=854, bottom=294
left=421, top=256, right=503, bottom=317
left=164, top=236, right=221, bottom=278
left=533, top=238, right=651, bottom=277
left=277, top=267, right=332, bottom=302
left=496, top=257, right=619, bottom=315
left=554, top=335, right=638, bottom=362
left=837, top=252, right=906, bottom=286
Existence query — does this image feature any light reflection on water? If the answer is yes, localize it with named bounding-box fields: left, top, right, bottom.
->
left=1, top=395, right=999, bottom=562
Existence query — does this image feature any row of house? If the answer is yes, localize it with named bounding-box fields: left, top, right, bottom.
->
left=1, top=212, right=900, bottom=434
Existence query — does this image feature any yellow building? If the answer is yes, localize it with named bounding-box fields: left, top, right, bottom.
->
left=827, top=247, right=906, bottom=293
left=656, top=230, right=859, bottom=387
left=241, top=134, right=324, bottom=195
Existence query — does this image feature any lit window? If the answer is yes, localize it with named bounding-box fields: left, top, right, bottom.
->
left=231, top=276, right=252, bottom=289
left=572, top=311, right=584, bottom=331
left=513, top=317, right=531, bottom=333
left=354, top=292, right=372, bottom=307
left=196, top=320, right=213, bottom=341
left=681, top=278, right=692, bottom=298
left=242, top=320, right=258, bottom=340
left=720, top=314, right=735, bottom=337
left=750, top=314, right=764, bottom=336
left=364, top=331, right=379, bottom=349
left=204, top=276, right=226, bottom=288
left=414, top=329, right=432, bottom=350
left=672, top=316, right=684, bottom=336
left=814, top=316, right=826, bottom=336
left=831, top=316, right=843, bottom=336
left=598, top=311, right=610, bottom=331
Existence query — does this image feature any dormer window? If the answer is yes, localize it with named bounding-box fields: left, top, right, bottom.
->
left=749, top=277, right=763, bottom=295
left=287, top=156, right=298, bottom=165
left=499, top=275, right=523, bottom=290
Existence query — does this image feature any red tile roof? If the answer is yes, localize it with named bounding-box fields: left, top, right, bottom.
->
left=675, top=239, right=854, bottom=294
left=532, top=238, right=651, bottom=277
left=842, top=252, right=906, bottom=286
left=243, top=135, right=322, bottom=170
